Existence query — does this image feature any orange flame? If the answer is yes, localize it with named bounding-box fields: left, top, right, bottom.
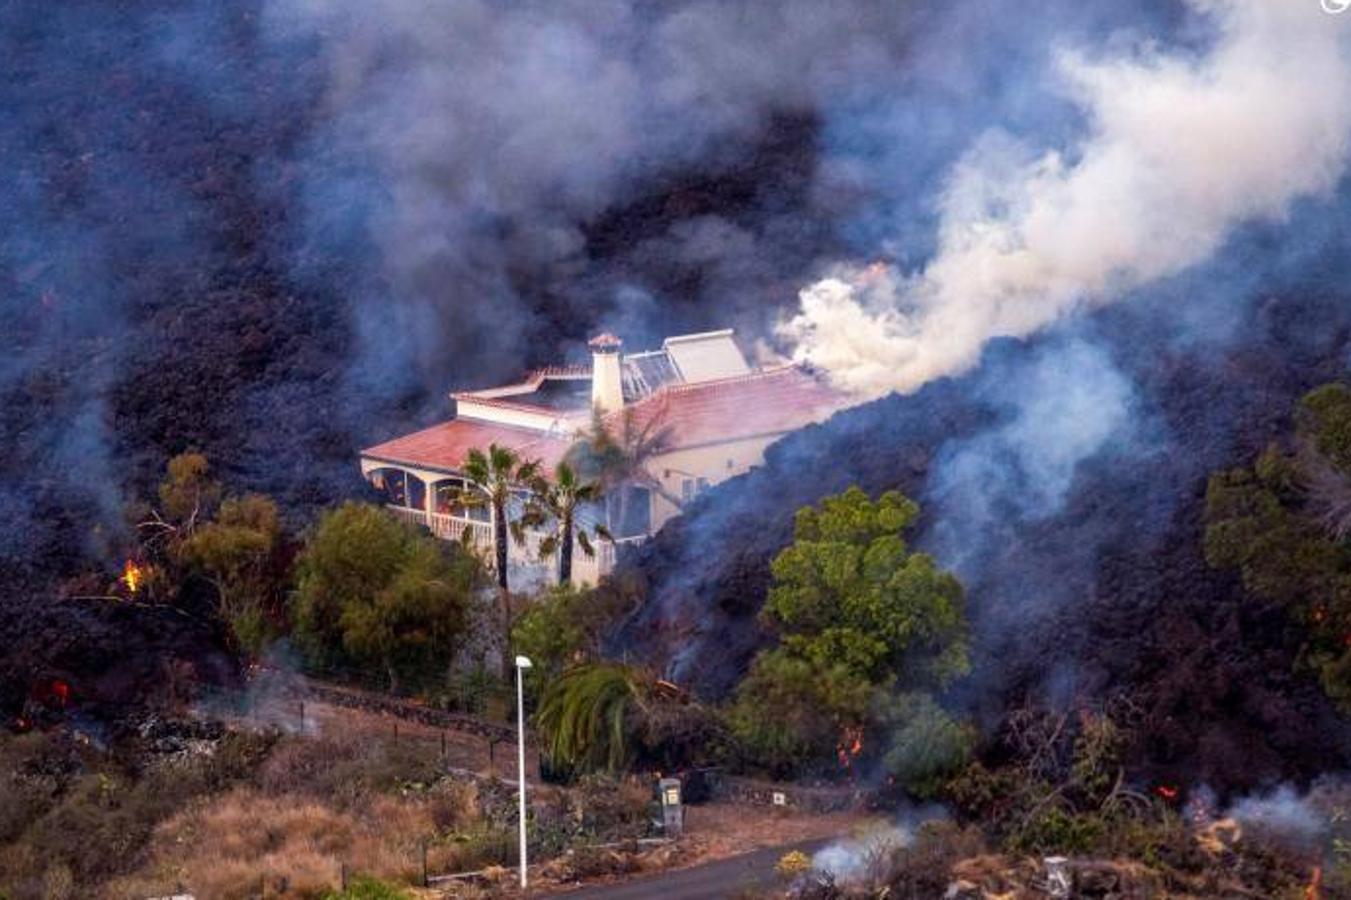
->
left=120, top=559, right=146, bottom=594
left=837, top=725, right=864, bottom=769
left=1306, top=865, right=1321, bottom=900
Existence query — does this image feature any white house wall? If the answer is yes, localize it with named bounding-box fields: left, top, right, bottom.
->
left=645, top=433, right=783, bottom=529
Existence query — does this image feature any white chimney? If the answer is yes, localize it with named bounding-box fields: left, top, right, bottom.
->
left=589, top=333, right=624, bottom=414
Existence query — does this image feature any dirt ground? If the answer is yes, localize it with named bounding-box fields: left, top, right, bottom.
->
left=230, top=680, right=865, bottom=897
left=680, top=802, right=867, bottom=861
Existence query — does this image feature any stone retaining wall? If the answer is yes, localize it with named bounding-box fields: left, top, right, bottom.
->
left=284, top=679, right=517, bottom=744
left=703, top=770, right=875, bottom=813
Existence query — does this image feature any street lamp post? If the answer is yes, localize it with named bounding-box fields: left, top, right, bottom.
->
left=514, top=655, right=533, bottom=890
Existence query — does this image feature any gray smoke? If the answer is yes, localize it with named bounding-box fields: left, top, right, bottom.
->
left=260, top=0, right=924, bottom=391
left=784, top=0, right=1351, bottom=397
left=927, top=335, right=1146, bottom=573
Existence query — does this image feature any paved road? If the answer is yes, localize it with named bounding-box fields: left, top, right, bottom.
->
left=548, top=838, right=831, bottom=900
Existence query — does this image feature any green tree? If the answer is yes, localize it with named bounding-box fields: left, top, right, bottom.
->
left=727, top=649, right=872, bottom=777
left=534, top=663, right=647, bottom=774
left=292, top=502, right=481, bottom=691
left=511, top=584, right=594, bottom=678
left=156, top=451, right=222, bottom=532
left=728, top=487, right=970, bottom=781
left=459, top=444, right=540, bottom=677
left=764, top=487, right=968, bottom=686
left=521, top=462, right=608, bottom=585
left=1204, top=382, right=1351, bottom=708
left=511, top=583, right=638, bottom=710
left=459, top=444, right=540, bottom=591
left=180, top=494, right=286, bottom=657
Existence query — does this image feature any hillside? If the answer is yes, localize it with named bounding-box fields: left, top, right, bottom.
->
left=614, top=281, right=1351, bottom=794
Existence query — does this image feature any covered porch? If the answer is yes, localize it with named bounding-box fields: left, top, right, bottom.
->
left=358, top=460, right=645, bottom=587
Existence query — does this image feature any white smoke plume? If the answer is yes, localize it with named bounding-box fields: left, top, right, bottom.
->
left=783, top=0, right=1351, bottom=398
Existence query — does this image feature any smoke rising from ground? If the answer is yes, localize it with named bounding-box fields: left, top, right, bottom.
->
left=784, top=0, right=1351, bottom=398
left=260, top=0, right=923, bottom=393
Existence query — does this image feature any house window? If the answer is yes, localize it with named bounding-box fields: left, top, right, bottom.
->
left=681, top=479, right=695, bottom=502
left=433, top=478, right=490, bottom=522
left=697, top=477, right=710, bottom=492
left=607, top=486, right=651, bottom=539
left=369, top=468, right=425, bottom=510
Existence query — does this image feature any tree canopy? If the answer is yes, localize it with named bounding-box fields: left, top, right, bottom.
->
left=292, top=502, right=482, bottom=691
left=764, top=487, right=969, bottom=688
left=136, top=452, right=289, bottom=658
left=180, top=493, right=287, bottom=657
left=729, top=487, right=971, bottom=784
left=1204, top=383, right=1351, bottom=709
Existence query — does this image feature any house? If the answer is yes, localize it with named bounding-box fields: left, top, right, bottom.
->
left=358, top=329, right=845, bottom=585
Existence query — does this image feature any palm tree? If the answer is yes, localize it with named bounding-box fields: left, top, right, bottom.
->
left=459, top=443, right=540, bottom=675
left=533, top=663, right=722, bottom=777
left=521, top=462, right=609, bottom=585
left=568, top=404, right=682, bottom=538
left=534, top=663, right=648, bottom=774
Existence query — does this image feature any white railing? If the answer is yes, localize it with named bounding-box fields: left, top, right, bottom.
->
left=427, top=512, right=493, bottom=548
left=577, top=534, right=647, bottom=584
left=387, top=506, right=428, bottom=528
left=389, top=504, right=647, bottom=585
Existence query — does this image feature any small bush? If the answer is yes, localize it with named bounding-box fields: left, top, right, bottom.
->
left=428, top=780, right=480, bottom=833
left=776, top=850, right=812, bottom=878
left=876, top=693, right=974, bottom=798
left=881, top=820, right=986, bottom=897
left=319, top=875, right=413, bottom=899
left=437, top=825, right=517, bottom=872
left=1006, top=805, right=1105, bottom=856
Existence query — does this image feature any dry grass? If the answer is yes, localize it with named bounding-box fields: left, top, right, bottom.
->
left=103, top=789, right=433, bottom=900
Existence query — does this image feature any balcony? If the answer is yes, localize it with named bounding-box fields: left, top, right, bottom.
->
left=385, top=505, right=644, bottom=585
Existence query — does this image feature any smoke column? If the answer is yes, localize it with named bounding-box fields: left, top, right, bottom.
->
left=783, top=0, right=1351, bottom=398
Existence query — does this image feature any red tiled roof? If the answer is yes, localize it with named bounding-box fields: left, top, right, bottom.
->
left=363, top=364, right=847, bottom=477
left=615, top=365, right=846, bottom=449
left=361, top=419, right=572, bottom=474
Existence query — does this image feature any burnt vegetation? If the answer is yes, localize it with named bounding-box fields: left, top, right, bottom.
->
left=5, top=1, right=1351, bottom=896
left=0, top=1, right=831, bottom=717
left=616, top=288, right=1351, bottom=793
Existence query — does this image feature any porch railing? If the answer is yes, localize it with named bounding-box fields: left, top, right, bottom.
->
left=427, top=512, right=493, bottom=547
left=387, top=505, right=647, bottom=584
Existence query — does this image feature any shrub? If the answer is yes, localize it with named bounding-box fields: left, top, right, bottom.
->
left=1007, top=805, right=1106, bottom=856
left=881, top=820, right=986, bottom=898
left=876, top=693, right=975, bottom=798
left=319, top=875, right=413, bottom=899
left=428, top=780, right=480, bottom=833
left=727, top=650, right=870, bottom=778
left=437, top=825, right=517, bottom=872
left=292, top=502, right=480, bottom=692
left=776, top=850, right=812, bottom=878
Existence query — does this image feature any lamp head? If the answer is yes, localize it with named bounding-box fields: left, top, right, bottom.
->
left=514, top=655, right=533, bottom=669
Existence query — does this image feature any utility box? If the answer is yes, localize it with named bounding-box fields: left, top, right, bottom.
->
left=659, top=777, right=684, bottom=837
